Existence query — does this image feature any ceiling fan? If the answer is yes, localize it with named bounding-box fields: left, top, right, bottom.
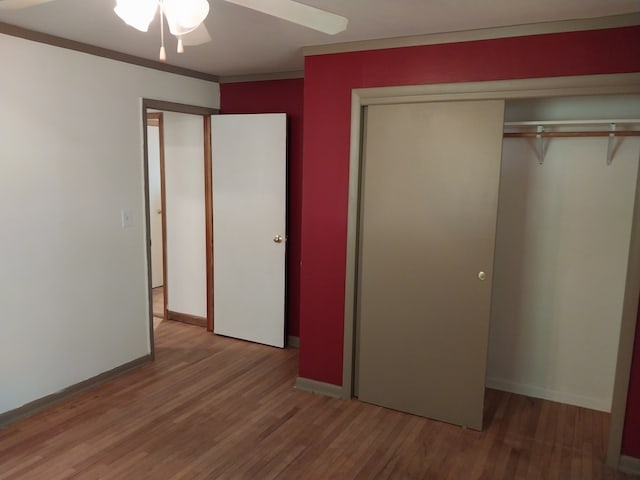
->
left=0, top=0, right=349, bottom=61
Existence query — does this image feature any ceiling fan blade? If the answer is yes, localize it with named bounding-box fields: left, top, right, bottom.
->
left=182, top=23, right=211, bottom=46
left=0, top=0, right=56, bottom=9
left=223, top=0, right=348, bottom=35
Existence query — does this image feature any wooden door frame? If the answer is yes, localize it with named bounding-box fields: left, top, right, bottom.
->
left=146, top=112, right=168, bottom=321
left=341, top=73, right=640, bottom=470
left=142, top=99, right=219, bottom=358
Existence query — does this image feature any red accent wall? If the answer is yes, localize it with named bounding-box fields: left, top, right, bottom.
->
left=220, top=78, right=304, bottom=336
left=623, top=303, right=640, bottom=457
left=298, top=25, right=640, bottom=450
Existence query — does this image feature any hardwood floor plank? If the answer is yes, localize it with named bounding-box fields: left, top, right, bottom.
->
left=0, top=320, right=635, bottom=480
left=349, top=408, right=413, bottom=479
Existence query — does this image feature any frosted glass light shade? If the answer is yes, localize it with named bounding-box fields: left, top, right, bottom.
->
left=114, top=0, right=158, bottom=32
left=164, top=0, right=210, bottom=36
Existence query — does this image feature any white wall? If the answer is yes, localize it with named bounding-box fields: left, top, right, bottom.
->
left=487, top=96, right=640, bottom=411
left=163, top=112, right=207, bottom=318
left=0, top=33, right=219, bottom=414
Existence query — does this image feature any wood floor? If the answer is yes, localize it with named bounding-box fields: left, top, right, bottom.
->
left=152, top=286, right=165, bottom=330
left=152, top=286, right=164, bottom=318
left=0, top=321, right=634, bottom=480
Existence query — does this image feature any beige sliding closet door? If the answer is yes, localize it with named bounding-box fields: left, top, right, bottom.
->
left=357, top=100, right=505, bottom=430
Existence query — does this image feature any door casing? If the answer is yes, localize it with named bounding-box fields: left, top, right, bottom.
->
left=146, top=112, right=165, bottom=292
left=341, top=73, right=640, bottom=469
left=142, top=99, right=219, bottom=357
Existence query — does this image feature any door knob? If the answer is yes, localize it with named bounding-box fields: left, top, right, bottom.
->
left=157, top=209, right=162, bottom=214
left=478, top=271, right=486, bottom=281
left=273, top=235, right=283, bottom=244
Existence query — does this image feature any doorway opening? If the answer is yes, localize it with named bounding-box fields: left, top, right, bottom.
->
left=146, top=112, right=166, bottom=330
left=142, top=100, right=217, bottom=356
left=143, top=103, right=289, bottom=353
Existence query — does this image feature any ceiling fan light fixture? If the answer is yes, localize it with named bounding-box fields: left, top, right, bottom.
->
left=114, top=0, right=158, bottom=32
left=163, top=0, right=210, bottom=36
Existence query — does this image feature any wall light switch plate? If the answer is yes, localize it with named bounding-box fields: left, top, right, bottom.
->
left=121, top=208, right=132, bottom=228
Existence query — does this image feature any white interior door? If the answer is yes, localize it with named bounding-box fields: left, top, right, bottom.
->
left=147, top=124, right=164, bottom=288
left=211, top=114, right=286, bottom=348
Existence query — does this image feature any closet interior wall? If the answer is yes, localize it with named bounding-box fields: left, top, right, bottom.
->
left=487, top=94, right=640, bottom=412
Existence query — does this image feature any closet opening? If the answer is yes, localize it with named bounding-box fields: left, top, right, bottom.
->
left=488, top=95, right=640, bottom=416
left=341, top=74, right=640, bottom=473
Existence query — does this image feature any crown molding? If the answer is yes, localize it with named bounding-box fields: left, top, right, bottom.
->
left=304, top=13, right=640, bottom=57
left=0, top=22, right=219, bottom=83
left=220, top=70, right=304, bottom=84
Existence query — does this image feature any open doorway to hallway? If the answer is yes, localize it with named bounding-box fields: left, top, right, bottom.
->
left=143, top=100, right=288, bottom=352
left=152, top=286, right=164, bottom=329
left=146, top=112, right=166, bottom=331
left=143, top=101, right=216, bottom=349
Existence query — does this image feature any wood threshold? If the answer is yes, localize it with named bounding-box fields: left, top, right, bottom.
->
left=0, top=22, right=219, bottom=83
left=167, top=309, right=207, bottom=328
left=0, top=355, right=150, bottom=428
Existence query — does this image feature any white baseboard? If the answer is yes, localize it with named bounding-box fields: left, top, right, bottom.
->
left=294, top=376, right=342, bottom=398
left=486, top=377, right=610, bottom=412
left=619, top=455, right=640, bottom=476
left=287, top=335, right=299, bottom=348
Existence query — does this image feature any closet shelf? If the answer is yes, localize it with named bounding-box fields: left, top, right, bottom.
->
left=503, top=119, right=640, bottom=166
left=504, top=119, right=640, bottom=127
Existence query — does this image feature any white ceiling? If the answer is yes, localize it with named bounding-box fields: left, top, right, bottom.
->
left=1, top=0, right=638, bottom=77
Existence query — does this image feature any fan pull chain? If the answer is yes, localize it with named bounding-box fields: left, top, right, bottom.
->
left=159, top=0, right=166, bottom=61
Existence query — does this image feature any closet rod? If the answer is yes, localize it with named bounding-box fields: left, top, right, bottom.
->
left=504, top=120, right=640, bottom=165
left=504, top=131, right=640, bottom=138
left=504, top=119, right=640, bottom=127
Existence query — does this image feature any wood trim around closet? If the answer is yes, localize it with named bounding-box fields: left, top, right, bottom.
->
left=335, top=73, right=640, bottom=473
left=204, top=115, right=214, bottom=332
